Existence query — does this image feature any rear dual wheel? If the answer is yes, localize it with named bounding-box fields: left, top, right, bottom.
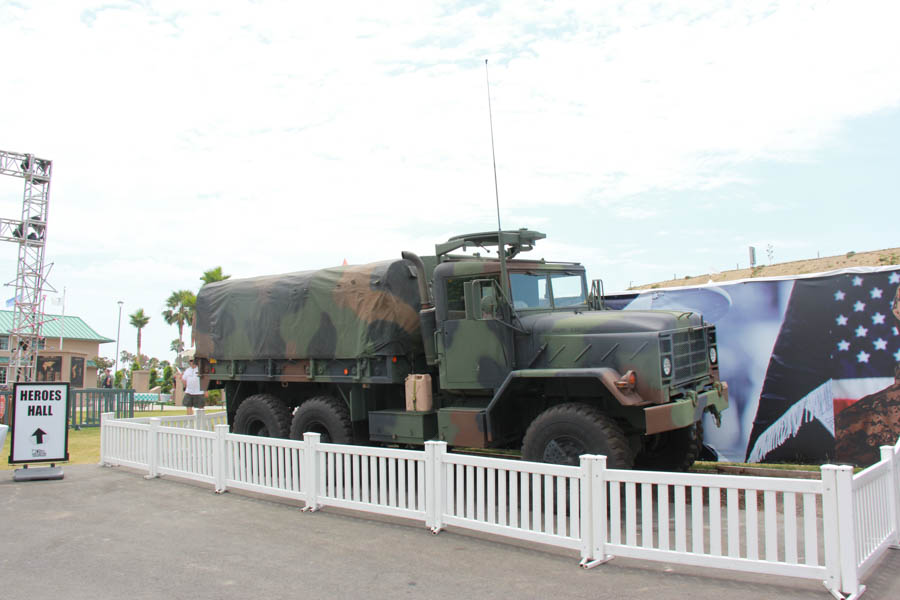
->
left=232, top=393, right=291, bottom=438
left=289, top=396, right=353, bottom=444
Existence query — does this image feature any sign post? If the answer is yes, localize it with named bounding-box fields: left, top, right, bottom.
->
left=8, top=382, right=69, bottom=481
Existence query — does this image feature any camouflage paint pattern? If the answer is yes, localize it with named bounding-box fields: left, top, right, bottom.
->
left=195, top=259, right=422, bottom=362
left=437, top=407, right=488, bottom=447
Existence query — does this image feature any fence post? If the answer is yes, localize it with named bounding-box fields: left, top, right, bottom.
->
left=195, top=408, right=205, bottom=430
left=822, top=465, right=860, bottom=597
left=881, top=445, right=900, bottom=549
left=147, top=418, right=160, bottom=478
left=302, top=432, right=322, bottom=511
left=99, top=412, right=113, bottom=465
left=425, top=441, right=447, bottom=533
left=821, top=466, right=843, bottom=595
left=835, top=465, right=859, bottom=597
left=579, top=455, right=610, bottom=568
left=214, top=424, right=228, bottom=493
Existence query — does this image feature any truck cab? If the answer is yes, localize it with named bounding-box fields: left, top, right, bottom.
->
left=409, top=229, right=727, bottom=468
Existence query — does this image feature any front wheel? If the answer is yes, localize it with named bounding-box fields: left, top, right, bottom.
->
left=232, top=393, right=291, bottom=438
left=521, top=403, right=634, bottom=469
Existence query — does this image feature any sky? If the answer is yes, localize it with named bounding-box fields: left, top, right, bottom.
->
left=1, top=0, right=899, bottom=364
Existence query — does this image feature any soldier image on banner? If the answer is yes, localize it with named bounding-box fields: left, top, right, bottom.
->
left=834, top=284, right=900, bottom=465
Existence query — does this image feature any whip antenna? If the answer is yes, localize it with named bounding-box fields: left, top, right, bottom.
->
left=485, top=59, right=502, bottom=233
left=485, top=59, right=510, bottom=299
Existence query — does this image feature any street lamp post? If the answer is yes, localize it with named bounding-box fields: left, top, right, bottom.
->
left=114, top=301, right=123, bottom=387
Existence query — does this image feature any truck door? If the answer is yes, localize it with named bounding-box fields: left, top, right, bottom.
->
left=436, top=279, right=514, bottom=390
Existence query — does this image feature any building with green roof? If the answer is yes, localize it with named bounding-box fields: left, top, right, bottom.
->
left=0, top=310, right=114, bottom=387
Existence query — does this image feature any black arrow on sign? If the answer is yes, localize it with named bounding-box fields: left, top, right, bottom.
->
left=32, top=428, right=47, bottom=444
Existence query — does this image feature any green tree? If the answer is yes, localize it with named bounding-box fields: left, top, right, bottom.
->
left=161, top=365, right=174, bottom=394
left=201, top=266, right=230, bottom=286
left=119, top=350, right=135, bottom=368
left=129, top=308, right=150, bottom=368
left=162, top=290, right=196, bottom=348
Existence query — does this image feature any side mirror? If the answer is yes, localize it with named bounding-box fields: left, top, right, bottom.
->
left=464, top=279, right=506, bottom=320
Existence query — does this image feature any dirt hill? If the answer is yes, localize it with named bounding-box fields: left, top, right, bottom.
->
left=631, top=247, right=900, bottom=290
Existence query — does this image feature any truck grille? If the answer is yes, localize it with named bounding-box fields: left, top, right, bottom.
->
left=659, top=328, right=710, bottom=384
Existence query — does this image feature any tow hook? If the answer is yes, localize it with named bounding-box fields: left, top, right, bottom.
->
left=709, top=405, right=722, bottom=427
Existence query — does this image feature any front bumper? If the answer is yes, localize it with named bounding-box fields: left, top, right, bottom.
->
left=643, top=382, right=729, bottom=435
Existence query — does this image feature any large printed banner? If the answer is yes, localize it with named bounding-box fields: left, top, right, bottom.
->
left=606, top=266, right=900, bottom=466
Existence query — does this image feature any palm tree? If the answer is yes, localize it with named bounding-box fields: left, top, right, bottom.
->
left=129, top=308, right=150, bottom=369
left=201, top=266, right=230, bottom=286
left=162, top=289, right=196, bottom=347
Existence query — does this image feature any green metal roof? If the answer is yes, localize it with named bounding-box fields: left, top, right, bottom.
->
left=0, top=358, right=99, bottom=366
left=0, top=310, right=114, bottom=343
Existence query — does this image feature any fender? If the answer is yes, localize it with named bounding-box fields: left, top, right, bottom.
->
left=484, top=368, right=649, bottom=441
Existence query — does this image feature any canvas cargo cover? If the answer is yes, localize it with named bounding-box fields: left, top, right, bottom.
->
left=195, top=259, right=424, bottom=360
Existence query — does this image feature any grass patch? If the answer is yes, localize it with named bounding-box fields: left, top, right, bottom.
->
left=693, top=460, right=821, bottom=472
left=2, top=409, right=197, bottom=471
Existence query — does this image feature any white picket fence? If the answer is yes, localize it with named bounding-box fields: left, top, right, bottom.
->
left=99, top=412, right=900, bottom=599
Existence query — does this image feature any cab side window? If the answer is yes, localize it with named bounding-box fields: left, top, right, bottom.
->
left=445, top=275, right=500, bottom=320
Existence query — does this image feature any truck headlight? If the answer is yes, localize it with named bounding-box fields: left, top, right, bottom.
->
left=661, top=357, right=672, bottom=377
left=709, top=346, right=717, bottom=365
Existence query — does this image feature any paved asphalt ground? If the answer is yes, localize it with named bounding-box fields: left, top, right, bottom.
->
left=2, top=464, right=899, bottom=600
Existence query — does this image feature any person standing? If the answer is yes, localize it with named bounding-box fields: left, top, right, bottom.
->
left=101, top=369, right=113, bottom=388
left=181, top=358, right=203, bottom=415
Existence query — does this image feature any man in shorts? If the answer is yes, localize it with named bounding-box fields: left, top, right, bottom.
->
left=181, top=358, right=204, bottom=415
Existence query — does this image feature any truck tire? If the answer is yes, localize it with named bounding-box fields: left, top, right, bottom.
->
left=232, top=393, right=291, bottom=438
left=634, top=422, right=703, bottom=471
left=521, top=403, right=634, bottom=469
left=290, top=396, right=353, bottom=444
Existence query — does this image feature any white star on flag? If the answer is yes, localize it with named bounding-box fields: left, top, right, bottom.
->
left=895, top=348, right=900, bottom=361
left=873, top=338, right=888, bottom=350
left=872, top=313, right=886, bottom=325
left=837, top=315, right=849, bottom=326
left=852, top=276, right=863, bottom=286
left=857, top=350, right=870, bottom=363
left=855, top=325, right=868, bottom=337
left=870, top=287, right=883, bottom=299
left=890, top=272, right=900, bottom=284
left=838, top=340, right=850, bottom=351
left=834, top=290, right=845, bottom=301
left=853, top=301, right=866, bottom=312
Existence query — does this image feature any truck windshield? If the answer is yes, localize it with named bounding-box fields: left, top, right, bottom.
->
left=509, top=272, right=586, bottom=309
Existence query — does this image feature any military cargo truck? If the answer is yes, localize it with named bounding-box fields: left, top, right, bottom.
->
left=195, top=229, right=728, bottom=469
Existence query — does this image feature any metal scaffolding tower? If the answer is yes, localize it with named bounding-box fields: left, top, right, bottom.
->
left=0, top=149, right=52, bottom=384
